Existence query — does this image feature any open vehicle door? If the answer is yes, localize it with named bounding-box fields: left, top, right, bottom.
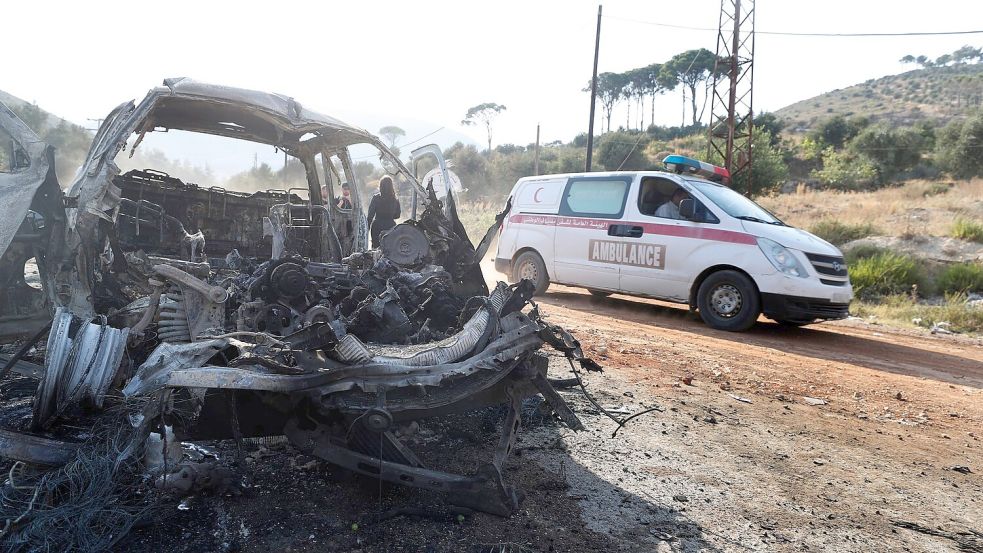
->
left=0, top=101, right=63, bottom=341
left=409, top=143, right=508, bottom=297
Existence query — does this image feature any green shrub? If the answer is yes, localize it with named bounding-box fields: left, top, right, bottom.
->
left=847, top=125, right=926, bottom=182
left=849, top=251, right=927, bottom=299
left=810, top=220, right=878, bottom=246
left=936, top=111, right=983, bottom=179
left=706, top=128, right=788, bottom=196
left=812, top=147, right=878, bottom=190
left=936, top=263, right=983, bottom=293
left=951, top=218, right=983, bottom=243
left=809, top=115, right=864, bottom=149
left=596, top=131, right=651, bottom=171
left=845, top=244, right=889, bottom=264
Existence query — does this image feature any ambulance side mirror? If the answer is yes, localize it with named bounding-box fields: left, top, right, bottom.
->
left=678, top=198, right=696, bottom=220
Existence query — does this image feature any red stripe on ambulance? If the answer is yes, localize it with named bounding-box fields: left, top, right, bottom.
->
left=508, top=213, right=756, bottom=245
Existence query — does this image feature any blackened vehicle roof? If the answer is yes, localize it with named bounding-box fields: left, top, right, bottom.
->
left=148, top=77, right=376, bottom=147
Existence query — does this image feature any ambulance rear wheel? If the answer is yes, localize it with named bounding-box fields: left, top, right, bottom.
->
left=696, top=270, right=760, bottom=331
left=513, top=251, right=550, bottom=296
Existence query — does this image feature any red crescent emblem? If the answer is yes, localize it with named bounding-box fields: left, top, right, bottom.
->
left=533, top=187, right=544, bottom=202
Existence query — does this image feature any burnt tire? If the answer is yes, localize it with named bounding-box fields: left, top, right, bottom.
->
left=696, top=270, right=760, bottom=332
left=588, top=289, right=612, bottom=297
left=513, top=251, right=550, bottom=296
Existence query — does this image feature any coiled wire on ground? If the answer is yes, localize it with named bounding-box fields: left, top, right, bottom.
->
left=0, top=400, right=157, bottom=552
left=157, top=283, right=191, bottom=343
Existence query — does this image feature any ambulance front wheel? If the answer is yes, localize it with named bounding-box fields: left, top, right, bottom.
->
left=696, top=270, right=760, bottom=331
left=513, top=251, right=550, bottom=296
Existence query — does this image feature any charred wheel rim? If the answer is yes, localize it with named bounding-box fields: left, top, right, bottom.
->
left=709, top=284, right=742, bottom=318
left=517, top=259, right=540, bottom=284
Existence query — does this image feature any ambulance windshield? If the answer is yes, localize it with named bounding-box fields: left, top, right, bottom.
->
left=686, top=179, right=784, bottom=225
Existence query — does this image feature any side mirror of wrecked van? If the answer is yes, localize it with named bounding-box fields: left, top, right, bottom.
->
left=678, top=198, right=696, bottom=220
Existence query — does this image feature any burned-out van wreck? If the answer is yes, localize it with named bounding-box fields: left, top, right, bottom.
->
left=0, top=79, right=599, bottom=548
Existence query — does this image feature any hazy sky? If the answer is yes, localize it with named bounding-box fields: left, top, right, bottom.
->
left=3, top=0, right=981, bottom=154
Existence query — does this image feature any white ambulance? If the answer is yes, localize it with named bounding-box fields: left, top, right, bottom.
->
left=494, top=155, right=853, bottom=331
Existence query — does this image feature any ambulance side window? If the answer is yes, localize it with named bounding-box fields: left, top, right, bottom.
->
left=559, top=177, right=631, bottom=219
left=638, top=177, right=719, bottom=223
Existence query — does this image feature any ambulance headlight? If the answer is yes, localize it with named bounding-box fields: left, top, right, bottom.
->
left=757, top=237, right=808, bottom=278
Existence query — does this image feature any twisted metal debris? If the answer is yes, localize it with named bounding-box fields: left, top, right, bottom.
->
left=0, top=80, right=599, bottom=550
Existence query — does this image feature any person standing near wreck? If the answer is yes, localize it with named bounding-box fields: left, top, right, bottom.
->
left=336, top=182, right=353, bottom=210
left=367, top=175, right=401, bottom=248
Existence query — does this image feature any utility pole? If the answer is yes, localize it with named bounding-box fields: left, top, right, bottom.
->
left=534, top=124, right=541, bottom=175
left=707, top=0, right=756, bottom=195
left=585, top=4, right=602, bottom=172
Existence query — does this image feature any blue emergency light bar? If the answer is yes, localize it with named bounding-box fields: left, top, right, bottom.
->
left=662, top=155, right=731, bottom=184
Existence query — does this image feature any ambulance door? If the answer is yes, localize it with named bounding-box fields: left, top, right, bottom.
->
left=551, top=175, right=633, bottom=292
left=620, top=177, right=720, bottom=301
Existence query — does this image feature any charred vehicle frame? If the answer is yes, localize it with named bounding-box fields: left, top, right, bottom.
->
left=0, top=79, right=598, bottom=540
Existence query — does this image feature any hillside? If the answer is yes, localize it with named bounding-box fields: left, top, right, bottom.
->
left=775, top=64, right=983, bottom=130
left=0, top=88, right=79, bottom=130
left=1, top=88, right=94, bottom=184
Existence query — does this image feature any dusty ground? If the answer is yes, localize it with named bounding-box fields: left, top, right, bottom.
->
left=526, top=285, right=982, bottom=552
left=113, top=284, right=983, bottom=552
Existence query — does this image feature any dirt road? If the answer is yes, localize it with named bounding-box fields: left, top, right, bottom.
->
left=524, top=284, right=983, bottom=552
left=123, top=283, right=982, bottom=552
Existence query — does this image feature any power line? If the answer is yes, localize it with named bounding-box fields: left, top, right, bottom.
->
left=603, top=14, right=983, bottom=37
left=603, top=15, right=716, bottom=33
left=759, top=29, right=983, bottom=37
left=398, top=126, right=446, bottom=149
left=350, top=126, right=448, bottom=161
left=616, top=133, right=647, bottom=170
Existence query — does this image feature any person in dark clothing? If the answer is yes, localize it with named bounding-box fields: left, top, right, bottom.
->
left=336, top=182, right=353, bottom=210
left=367, top=175, right=401, bottom=248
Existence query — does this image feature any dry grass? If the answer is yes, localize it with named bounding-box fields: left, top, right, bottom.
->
left=852, top=294, right=983, bottom=335
left=757, top=178, right=983, bottom=238
left=455, top=201, right=501, bottom=243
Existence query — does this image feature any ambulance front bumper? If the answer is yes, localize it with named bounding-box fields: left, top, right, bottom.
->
left=760, top=293, right=851, bottom=322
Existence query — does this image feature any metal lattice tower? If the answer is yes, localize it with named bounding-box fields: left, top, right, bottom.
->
left=707, top=0, right=756, bottom=195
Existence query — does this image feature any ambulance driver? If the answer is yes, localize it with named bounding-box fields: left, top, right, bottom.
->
left=655, top=188, right=691, bottom=220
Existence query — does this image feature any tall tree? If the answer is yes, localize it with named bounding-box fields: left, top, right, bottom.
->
left=583, top=72, right=627, bottom=133
left=663, top=48, right=719, bottom=126
left=626, top=67, right=650, bottom=130
left=952, top=45, right=982, bottom=64
left=620, top=76, right=635, bottom=130
left=378, top=126, right=405, bottom=149
left=642, top=63, right=677, bottom=128
left=899, top=54, right=916, bottom=65
left=461, top=103, right=507, bottom=153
